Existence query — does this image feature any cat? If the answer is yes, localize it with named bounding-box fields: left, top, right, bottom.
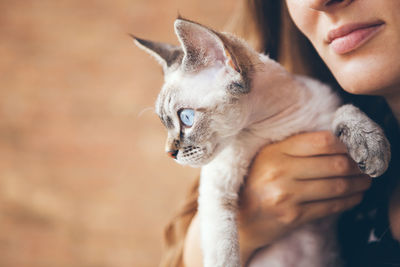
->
left=132, top=18, right=391, bottom=267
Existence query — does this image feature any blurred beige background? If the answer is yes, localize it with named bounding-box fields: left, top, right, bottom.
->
left=0, top=0, right=235, bottom=266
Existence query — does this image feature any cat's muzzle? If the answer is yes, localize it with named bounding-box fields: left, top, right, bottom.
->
left=167, top=149, right=179, bottom=159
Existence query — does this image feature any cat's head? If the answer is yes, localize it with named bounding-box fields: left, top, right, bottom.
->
left=133, top=18, right=259, bottom=167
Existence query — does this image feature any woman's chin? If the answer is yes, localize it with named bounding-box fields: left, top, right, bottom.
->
left=328, top=48, right=400, bottom=96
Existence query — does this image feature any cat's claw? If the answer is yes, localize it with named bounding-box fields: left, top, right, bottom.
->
left=332, top=104, right=391, bottom=178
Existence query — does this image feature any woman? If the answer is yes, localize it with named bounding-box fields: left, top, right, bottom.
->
left=160, top=1, right=400, bottom=266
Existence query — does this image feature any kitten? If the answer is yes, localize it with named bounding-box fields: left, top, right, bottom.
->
left=132, top=18, right=390, bottom=267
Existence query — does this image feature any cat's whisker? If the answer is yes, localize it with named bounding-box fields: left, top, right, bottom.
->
left=137, top=107, right=155, bottom=118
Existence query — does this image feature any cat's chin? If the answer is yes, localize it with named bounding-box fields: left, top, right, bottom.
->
left=182, top=156, right=215, bottom=168
left=175, top=152, right=214, bottom=168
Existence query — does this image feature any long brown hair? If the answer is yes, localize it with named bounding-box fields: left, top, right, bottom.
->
left=159, top=1, right=399, bottom=266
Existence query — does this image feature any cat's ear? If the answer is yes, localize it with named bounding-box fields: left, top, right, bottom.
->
left=174, top=19, right=239, bottom=72
left=131, top=34, right=183, bottom=72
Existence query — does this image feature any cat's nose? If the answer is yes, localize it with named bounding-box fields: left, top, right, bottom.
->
left=167, top=149, right=178, bottom=159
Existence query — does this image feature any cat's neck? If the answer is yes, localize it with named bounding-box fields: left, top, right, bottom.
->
left=245, top=56, right=309, bottom=126
left=241, top=55, right=340, bottom=142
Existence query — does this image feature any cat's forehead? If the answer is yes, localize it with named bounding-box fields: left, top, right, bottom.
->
left=163, top=66, right=226, bottom=98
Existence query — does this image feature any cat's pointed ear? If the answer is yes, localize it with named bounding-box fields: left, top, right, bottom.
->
left=174, top=19, right=240, bottom=72
left=131, top=34, right=183, bottom=72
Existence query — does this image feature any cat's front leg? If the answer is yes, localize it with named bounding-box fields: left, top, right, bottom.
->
left=199, top=164, right=242, bottom=267
left=198, top=172, right=241, bottom=267
left=332, top=104, right=391, bottom=177
left=199, top=142, right=260, bottom=267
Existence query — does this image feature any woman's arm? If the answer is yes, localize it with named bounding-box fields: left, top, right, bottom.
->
left=183, top=131, right=371, bottom=266
left=183, top=213, right=203, bottom=267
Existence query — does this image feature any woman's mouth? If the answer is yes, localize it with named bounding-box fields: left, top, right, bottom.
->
left=326, top=21, right=385, bottom=55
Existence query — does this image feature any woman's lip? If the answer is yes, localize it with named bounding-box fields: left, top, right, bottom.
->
left=326, top=21, right=385, bottom=54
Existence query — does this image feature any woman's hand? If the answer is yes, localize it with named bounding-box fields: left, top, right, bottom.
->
left=183, top=131, right=372, bottom=267
left=238, top=131, right=372, bottom=264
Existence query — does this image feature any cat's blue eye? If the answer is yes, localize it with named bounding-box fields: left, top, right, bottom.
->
left=179, top=109, right=195, bottom=127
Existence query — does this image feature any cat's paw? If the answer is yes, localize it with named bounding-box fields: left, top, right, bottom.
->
left=332, top=105, right=391, bottom=177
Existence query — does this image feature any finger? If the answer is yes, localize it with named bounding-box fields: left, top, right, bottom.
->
left=299, top=193, right=364, bottom=223
left=280, top=131, right=347, bottom=157
left=296, top=175, right=371, bottom=203
left=289, top=154, right=362, bottom=179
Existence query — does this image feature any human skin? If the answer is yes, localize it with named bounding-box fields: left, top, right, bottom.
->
left=285, top=0, right=400, bottom=242
left=285, top=0, right=400, bottom=112
left=184, top=1, right=400, bottom=266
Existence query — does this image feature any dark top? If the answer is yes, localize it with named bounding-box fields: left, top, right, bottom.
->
left=338, top=183, right=400, bottom=267
left=338, top=120, right=400, bottom=267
